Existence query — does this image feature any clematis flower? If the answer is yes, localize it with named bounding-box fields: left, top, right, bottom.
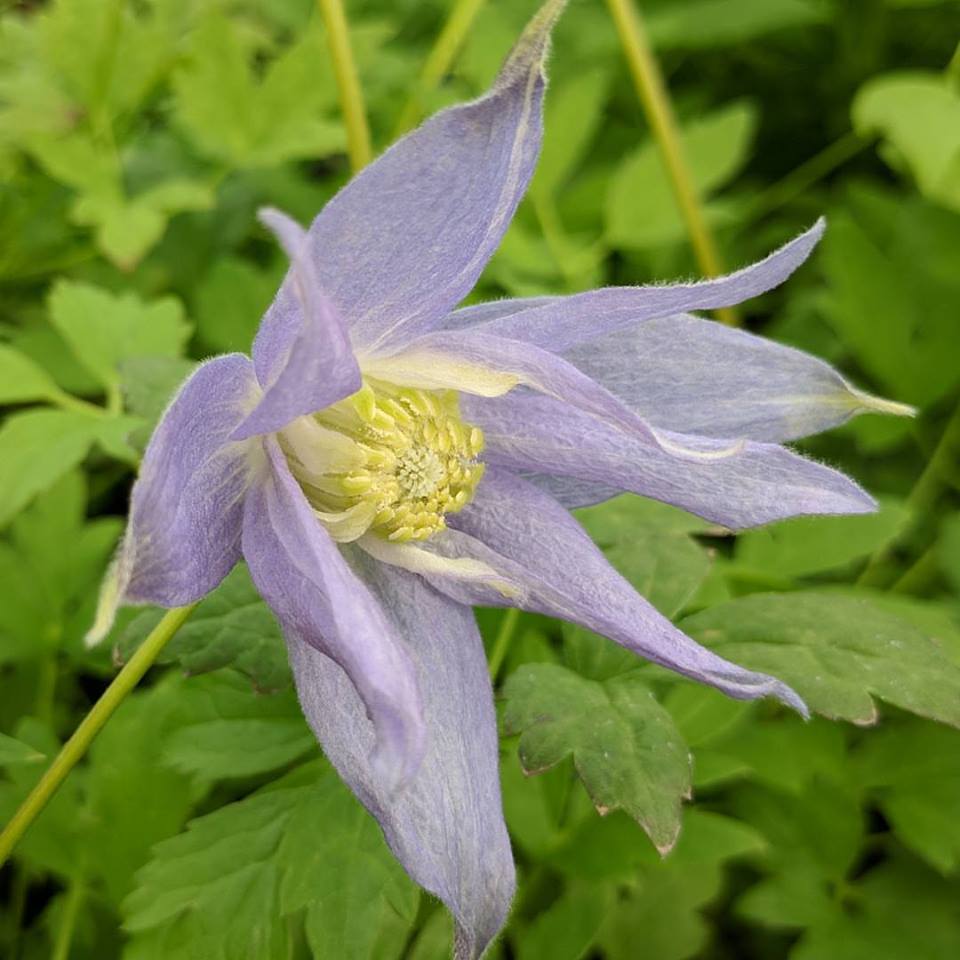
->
left=89, top=1, right=911, bottom=955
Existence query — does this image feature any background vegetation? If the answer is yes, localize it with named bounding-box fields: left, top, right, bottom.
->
left=1, top=0, right=959, bottom=957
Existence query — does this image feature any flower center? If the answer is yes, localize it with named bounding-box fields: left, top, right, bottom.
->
left=278, top=381, right=485, bottom=543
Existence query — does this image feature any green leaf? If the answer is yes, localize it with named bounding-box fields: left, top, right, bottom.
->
left=532, top=69, right=610, bottom=198
left=575, top=495, right=714, bottom=618
left=681, top=591, right=960, bottom=726
left=790, top=855, right=960, bottom=960
left=854, top=72, right=960, bottom=211
left=648, top=0, right=825, bottom=49
left=0, top=470, right=121, bottom=663
left=0, top=344, right=61, bottom=404
left=172, top=16, right=344, bottom=169
left=118, top=565, right=291, bottom=692
left=514, top=885, right=612, bottom=960
left=282, top=769, right=420, bottom=960
left=0, top=732, right=45, bottom=766
left=594, top=812, right=766, bottom=960
left=0, top=718, right=85, bottom=876
left=940, top=512, right=960, bottom=596
left=0, top=409, right=104, bottom=530
left=71, top=179, right=214, bottom=270
left=48, top=280, right=191, bottom=391
left=855, top=718, right=960, bottom=873
left=820, top=212, right=958, bottom=405
left=194, top=256, right=281, bottom=354
left=124, top=763, right=419, bottom=960
left=502, top=663, right=691, bottom=852
left=605, top=101, right=757, bottom=249
left=734, top=496, right=910, bottom=578
left=695, top=714, right=847, bottom=793
left=163, top=711, right=315, bottom=781
left=84, top=682, right=197, bottom=905
left=562, top=497, right=713, bottom=682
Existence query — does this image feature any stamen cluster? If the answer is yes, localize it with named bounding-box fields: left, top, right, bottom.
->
left=281, top=382, right=485, bottom=543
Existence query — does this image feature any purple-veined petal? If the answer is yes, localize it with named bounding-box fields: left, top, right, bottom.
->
left=236, top=208, right=361, bottom=440
left=88, top=354, right=260, bottom=642
left=462, top=392, right=876, bottom=528
left=397, top=468, right=804, bottom=712
left=363, top=330, right=663, bottom=446
left=243, top=436, right=424, bottom=788
left=264, top=1, right=566, bottom=356
left=287, top=553, right=513, bottom=960
left=566, top=313, right=915, bottom=442
left=470, top=220, right=825, bottom=352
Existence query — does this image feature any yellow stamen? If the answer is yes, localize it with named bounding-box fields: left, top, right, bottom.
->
left=279, top=381, right=486, bottom=543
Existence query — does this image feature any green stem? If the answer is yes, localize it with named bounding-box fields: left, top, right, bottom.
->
left=317, top=0, right=373, bottom=172
left=0, top=604, right=197, bottom=869
left=858, top=400, right=960, bottom=587
left=51, top=876, right=84, bottom=960
left=746, top=131, right=869, bottom=221
left=891, top=543, right=940, bottom=595
left=49, top=388, right=110, bottom=419
left=393, top=0, right=487, bottom=138
left=605, top=0, right=738, bottom=326
left=488, top=607, right=520, bottom=682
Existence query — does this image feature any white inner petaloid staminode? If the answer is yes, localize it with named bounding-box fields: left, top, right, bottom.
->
left=278, top=380, right=485, bottom=543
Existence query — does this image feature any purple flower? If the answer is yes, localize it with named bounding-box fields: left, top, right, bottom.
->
left=89, top=1, right=910, bottom=955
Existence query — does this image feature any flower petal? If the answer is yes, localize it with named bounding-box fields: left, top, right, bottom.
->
left=462, top=392, right=876, bottom=528
left=364, top=331, right=662, bottom=445
left=287, top=553, right=513, bottom=960
left=243, top=436, right=424, bottom=789
left=235, top=208, right=361, bottom=440
left=565, top=313, right=915, bottom=442
left=88, top=354, right=259, bottom=642
left=277, top=1, right=565, bottom=355
left=427, top=469, right=805, bottom=712
left=470, top=220, right=825, bottom=352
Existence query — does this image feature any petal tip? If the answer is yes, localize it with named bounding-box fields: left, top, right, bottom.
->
left=849, top=385, right=918, bottom=420
left=498, top=0, right=568, bottom=87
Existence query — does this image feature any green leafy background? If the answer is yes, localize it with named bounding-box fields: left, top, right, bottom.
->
left=2, top=0, right=959, bottom=958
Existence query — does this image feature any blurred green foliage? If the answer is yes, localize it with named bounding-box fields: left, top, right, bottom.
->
left=2, top=0, right=960, bottom=958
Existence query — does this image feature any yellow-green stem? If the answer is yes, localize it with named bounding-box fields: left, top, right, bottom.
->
left=858, top=400, right=960, bottom=587
left=605, top=0, right=738, bottom=326
left=51, top=875, right=84, bottom=960
left=488, top=607, right=520, bottom=682
left=0, top=604, right=197, bottom=869
left=393, top=0, right=487, bottom=137
left=317, top=0, right=373, bottom=172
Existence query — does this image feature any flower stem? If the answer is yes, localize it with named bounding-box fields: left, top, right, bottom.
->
left=488, top=607, right=520, bottom=682
left=746, top=130, right=869, bottom=221
left=604, top=0, right=738, bottom=326
left=0, top=604, right=197, bottom=869
left=49, top=388, right=110, bottom=418
left=51, top=875, right=84, bottom=960
left=393, top=0, right=487, bottom=138
left=858, top=399, right=960, bottom=587
left=317, top=0, right=373, bottom=172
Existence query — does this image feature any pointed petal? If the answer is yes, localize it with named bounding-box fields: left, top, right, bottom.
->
left=566, top=312, right=915, bottom=442
left=269, top=2, right=565, bottom=355
left=442, top=296, right=559, bottom=332
left=462, top=392, right=876, bottom=529
left=243, top=436, right=424, bottom=788
left=420, top=469, right=805, bottom=712
left=363, top=331, right=662, bottom=445
left=236, top=208, right=361, bottom=440
left=89, top=354, right=259, bottom=641
left=287, top=554, right=514, bottom=959
left=472, top=220, right=825, bottom=352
